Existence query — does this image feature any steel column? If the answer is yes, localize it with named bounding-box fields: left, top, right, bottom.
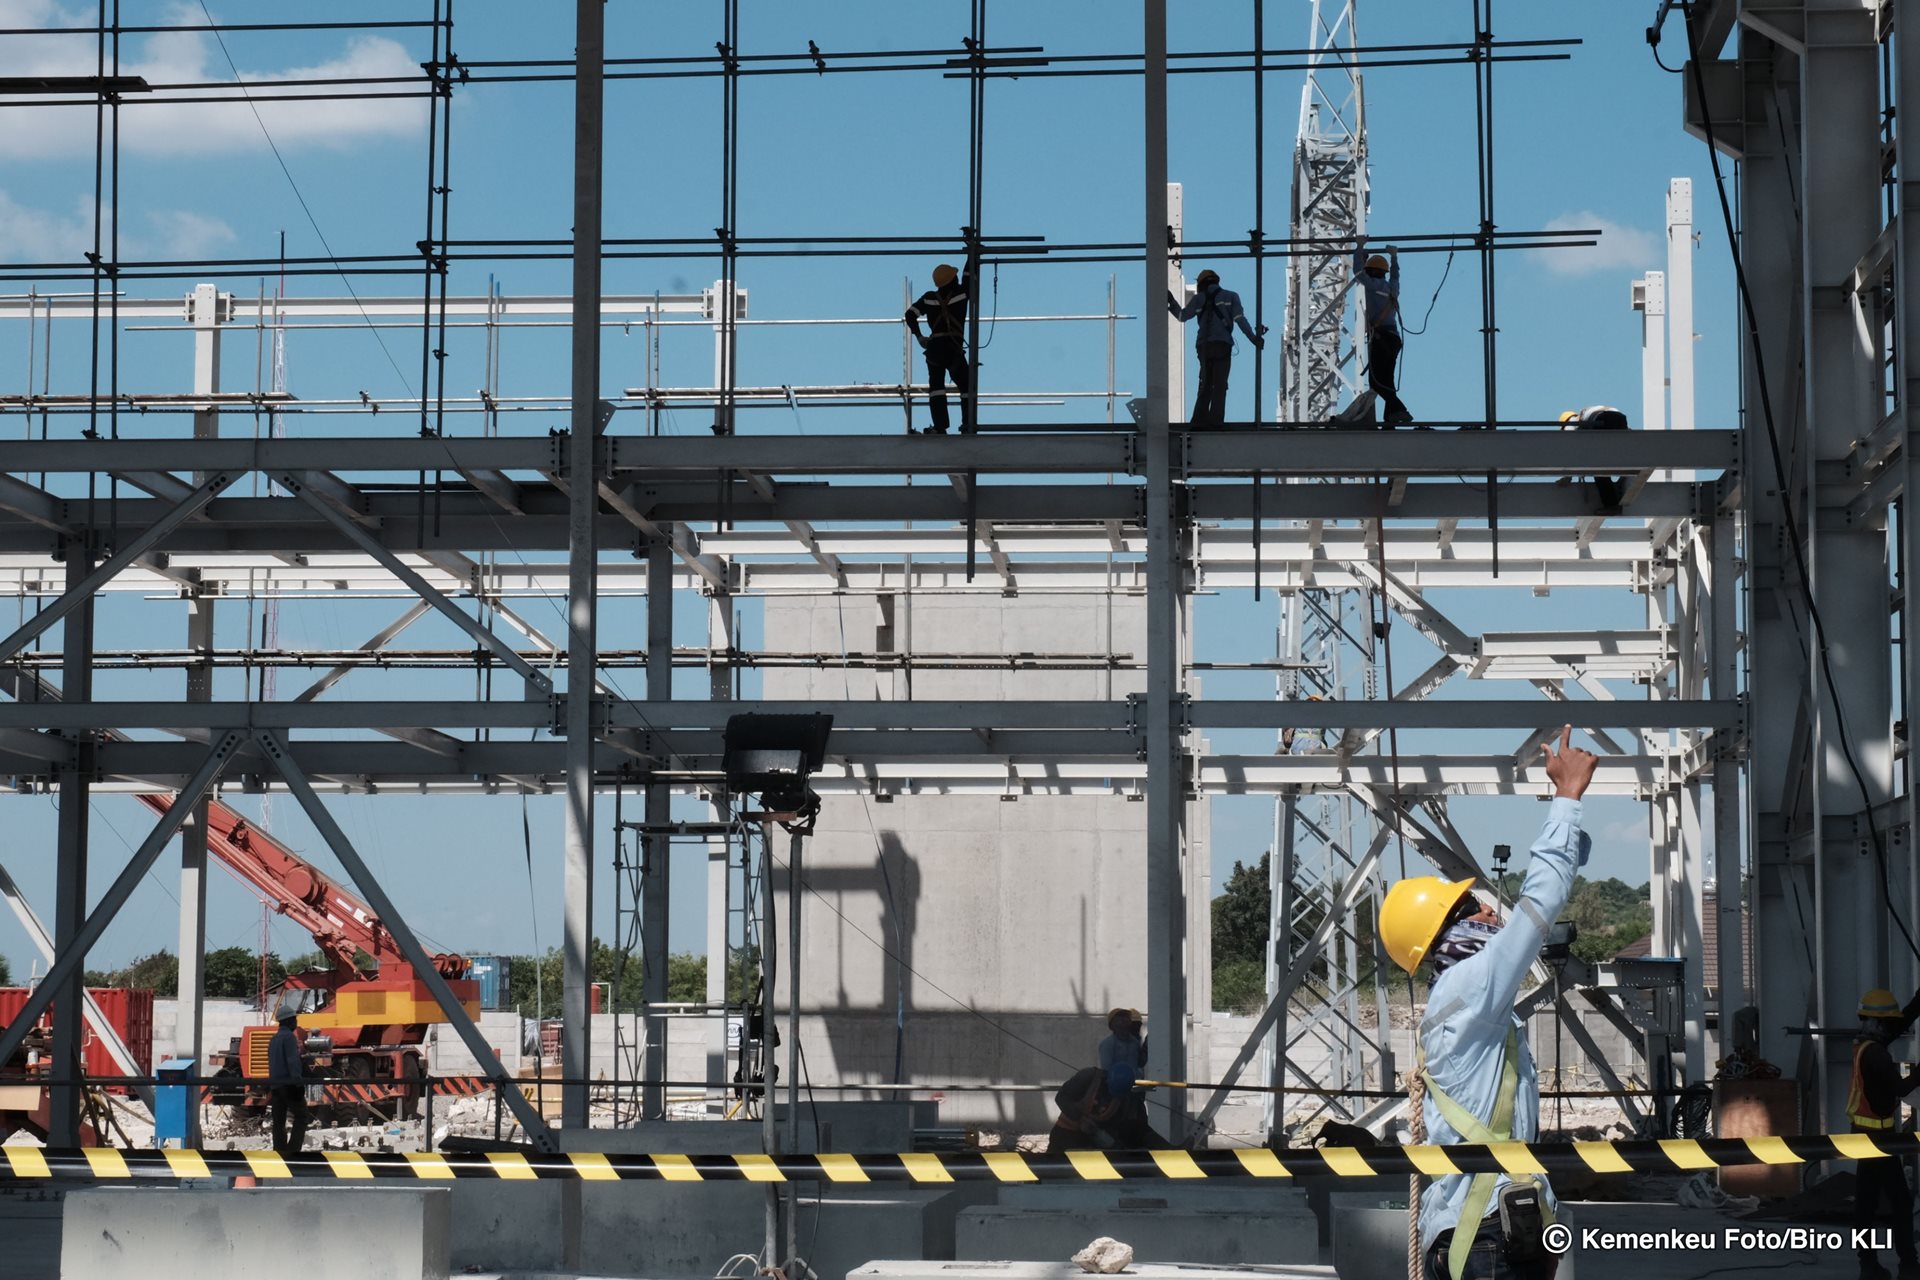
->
left=563, top=0, right=606, bottom=1158
left=641, top=536, right=672, bottom=1120
left=46, top=543, right=93, bottom=1144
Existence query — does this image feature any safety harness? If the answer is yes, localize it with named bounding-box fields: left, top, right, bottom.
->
left=1419, top=1026, right=1554, bottom=1280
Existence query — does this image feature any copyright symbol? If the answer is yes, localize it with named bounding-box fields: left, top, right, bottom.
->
left=1542, top=1223, right=1572, bottom=1255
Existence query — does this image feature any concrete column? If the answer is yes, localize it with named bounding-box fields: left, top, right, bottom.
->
left=1667, top=180, right=1695, bottom=437
left=1800, top=3, right=1891, bottom=1131
left=562, top=1, right=604, bottom=1261
left=1708, top=510, right=1746, bottom=1050
left=641, top=537, right=672, bottom=1120
left=1636, top=271, right=1667, bottom=436
left=1142, top=0, right=1187, bottom=1143
left=49, top=542, right=93, bottom=1144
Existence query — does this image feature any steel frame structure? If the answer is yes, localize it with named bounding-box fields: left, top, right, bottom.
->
left=0, top=8, right=1765, bottom=1238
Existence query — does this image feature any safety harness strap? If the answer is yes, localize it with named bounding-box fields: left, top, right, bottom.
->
left=1421, top=1027, right=1551, bottom=1280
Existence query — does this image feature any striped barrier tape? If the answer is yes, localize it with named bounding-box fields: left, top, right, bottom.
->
left=2, top=1132, right=1914, bottom=1184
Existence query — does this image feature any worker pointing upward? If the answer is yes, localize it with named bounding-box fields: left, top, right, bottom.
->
left=1381, top=725, right=1595, bottom=1279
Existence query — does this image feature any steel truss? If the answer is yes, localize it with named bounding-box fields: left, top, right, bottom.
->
left=0, top=6, right=1745, bottom=1197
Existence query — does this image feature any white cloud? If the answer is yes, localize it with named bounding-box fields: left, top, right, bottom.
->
left=143, top=208, right=236, bottom=259
left=1533, top=212, right=1661, bottom=278
left=0, top=187, right=236, bottom=263
left=0, top=3, right=428, bottom=158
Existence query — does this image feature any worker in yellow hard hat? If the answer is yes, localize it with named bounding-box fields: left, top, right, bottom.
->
left=1354, top=237, right=1413, bottom=426
left=1382, top=725, right=1596, bottom=1280
left=904, top=260, right=976, bottom=434
left=1557, top=405, right=1631, bottom=511
left=1849, top=985, right=1920, bottom=1278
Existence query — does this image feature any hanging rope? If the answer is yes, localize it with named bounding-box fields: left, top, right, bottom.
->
left=1407, top=1058, right=1427, bottom=1280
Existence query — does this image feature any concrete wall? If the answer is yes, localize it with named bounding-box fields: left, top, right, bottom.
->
left=61, top=1187, right=450, bottom=1280
left=764, top=592, right=1212, bottom=1129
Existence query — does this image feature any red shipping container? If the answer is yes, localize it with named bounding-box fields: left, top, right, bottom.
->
left=0, top=987, right=154, bottom=1088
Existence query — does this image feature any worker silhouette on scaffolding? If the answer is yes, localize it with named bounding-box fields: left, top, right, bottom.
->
left=905, top=259, right=977, bottom=434
left=1356, top=239, right=1414, bottom=427
left=1168, top=269, right=1264, bottom=426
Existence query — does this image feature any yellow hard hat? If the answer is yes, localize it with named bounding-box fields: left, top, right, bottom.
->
left=1379, top=876, right=1476, bottom=974
left=1366, top=254, right=1389, bottom=272
left=1860, top=988, right=1902, bottom=1018
left=1559, top=410, right=1580, bottom=425
left=932, top=263, right=958, bottom=287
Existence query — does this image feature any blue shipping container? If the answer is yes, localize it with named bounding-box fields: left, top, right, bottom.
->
left=470, top=955, right=511, bottom=1010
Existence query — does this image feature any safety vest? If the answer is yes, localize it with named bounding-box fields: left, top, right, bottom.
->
left=1849, top=1039, right=1898, bottom=1130
left=1420, top=1027, right=1555, bottom=1280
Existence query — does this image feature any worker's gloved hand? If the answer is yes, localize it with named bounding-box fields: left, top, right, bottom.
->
left=1541, top=724, right=1599, bottom=800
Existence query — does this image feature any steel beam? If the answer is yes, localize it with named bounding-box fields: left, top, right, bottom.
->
left=641, top=537, right=671, bottom=1120
left=0, top=471, right=237, bottom=667
left=278, top=472, right=551, bottom=693
left=251, top=730, right=557, bottom=1150
left=0, top=732, right=242, bottom=1073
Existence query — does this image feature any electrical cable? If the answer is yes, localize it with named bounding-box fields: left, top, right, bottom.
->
left=1396, top=245, right=1457, bottom=337
left=1680, top=3, right=1920, bottom=960
left=194, top=0, right=416, bottom=397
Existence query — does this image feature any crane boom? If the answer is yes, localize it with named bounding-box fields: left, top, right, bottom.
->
left=135, top=793, right=465, bottom=980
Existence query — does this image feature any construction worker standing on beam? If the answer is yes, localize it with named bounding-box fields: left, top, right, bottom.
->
left=905, top=259, right=976, bottom=434
left=1355, top=239, right=1414, bottom=426
left=1381, top=725, right=1596, bottom=1279
left=1167, top=268, right=1263, bottom=426
left=1848, top=984, right=1920, bottom=1279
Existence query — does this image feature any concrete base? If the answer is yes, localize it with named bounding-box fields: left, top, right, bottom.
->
left=957, top=1202, right=1318, bottom=1265
left=852, top=1264, right=1335, bottom=1280
left=60, top=1187, right=451, bottom=1280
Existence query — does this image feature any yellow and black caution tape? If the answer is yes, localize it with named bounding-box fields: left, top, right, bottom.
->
left=1, top=1132, right=1911, bottom=1184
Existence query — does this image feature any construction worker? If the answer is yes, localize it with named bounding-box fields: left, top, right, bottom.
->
left=1380, top=724, right=1596, bottom=1280
left=1098, top=1006, right=1148, bottom=1075
left=1355, top=241, right=1413, bottom=426
left=267, top=1008, right=309, bottom=1155
left=1558, top=406, right=1630, bottom=510
left=1849, top=985, right=1920, bottom=1279
left=1167, top=269, right=1264, bottom=426
left=904, top=262, right=975, bottom=434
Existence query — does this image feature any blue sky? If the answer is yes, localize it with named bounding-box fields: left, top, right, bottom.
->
left=0, top=2, right=1732, bottom=984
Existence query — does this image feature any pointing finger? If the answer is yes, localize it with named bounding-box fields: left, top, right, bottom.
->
left=1558, top=723, right=1572, bottom=755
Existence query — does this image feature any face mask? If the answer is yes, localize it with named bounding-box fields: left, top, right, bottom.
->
left=1430, top=918, right=1500, bottom=973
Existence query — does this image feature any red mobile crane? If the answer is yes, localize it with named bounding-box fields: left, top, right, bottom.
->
left=137, top=795, right=479, bottom=1118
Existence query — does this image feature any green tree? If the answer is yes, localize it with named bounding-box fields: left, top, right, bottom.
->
left=203, top=947, right=285, bottom=1001
left=667, top=953, right=707, bottom=1003
left=1213, top=958, right=1267, bottom=1014
left=0, top=952, right=10, bottom=986
left=119, top=950, right=179, bottom=996
left=1211, top=853, right=1271, bottom=968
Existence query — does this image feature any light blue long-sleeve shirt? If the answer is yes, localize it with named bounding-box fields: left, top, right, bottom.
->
left=1417, top=796, right=1589, bottom=1252
left=1354, top=249, right=1400, bottom=334
left=1170, top=285, right=1259, bottom=348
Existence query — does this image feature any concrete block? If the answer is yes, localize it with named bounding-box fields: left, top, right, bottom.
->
left=61, top=1187, right=451, bottom=1280
left=956, top=1202, right=1317, bottom=1265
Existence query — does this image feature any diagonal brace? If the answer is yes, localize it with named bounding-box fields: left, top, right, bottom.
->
left=0, top=731, right=244, bottom=1068
left=0, top=470, right=240, bottom=667
left=254, top=730, right=558, bottom=1152
left=278, top=471, right=552, bottom=694
left=1194, top=825, right=1393, bottom=1130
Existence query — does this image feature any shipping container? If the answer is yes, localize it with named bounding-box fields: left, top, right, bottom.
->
left=0, top=987, right=154, bottom=1089
left=468, top=955, right=512, bottom=1011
